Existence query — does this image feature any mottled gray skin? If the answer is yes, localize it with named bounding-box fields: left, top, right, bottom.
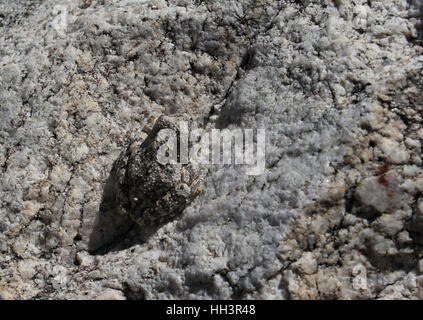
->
left=113, top=115, right=203, bottom=228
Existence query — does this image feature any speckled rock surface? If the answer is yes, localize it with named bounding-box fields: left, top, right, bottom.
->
left=0, top=0, right=423, bottom=299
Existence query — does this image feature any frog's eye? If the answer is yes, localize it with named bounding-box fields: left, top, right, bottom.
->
left=142, top=126, right=152, bottom=135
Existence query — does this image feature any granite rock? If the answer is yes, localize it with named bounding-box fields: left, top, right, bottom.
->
left=1, top=0, right=423, bottom=300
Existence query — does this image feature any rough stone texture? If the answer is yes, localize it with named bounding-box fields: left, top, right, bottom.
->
left=0, top=0, right=423, bottom=299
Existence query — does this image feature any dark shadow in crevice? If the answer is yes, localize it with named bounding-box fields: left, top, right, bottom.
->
left=215, top=94, right=244, bottom=130
left=408, top=0, right=423, bottom=42
left=88, top=170, right=135, bottom=255
left=364, top=247, right=417, bottom=273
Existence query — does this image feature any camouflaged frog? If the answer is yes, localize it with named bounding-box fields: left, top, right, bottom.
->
left=112, top=115, right=204, bottom=228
